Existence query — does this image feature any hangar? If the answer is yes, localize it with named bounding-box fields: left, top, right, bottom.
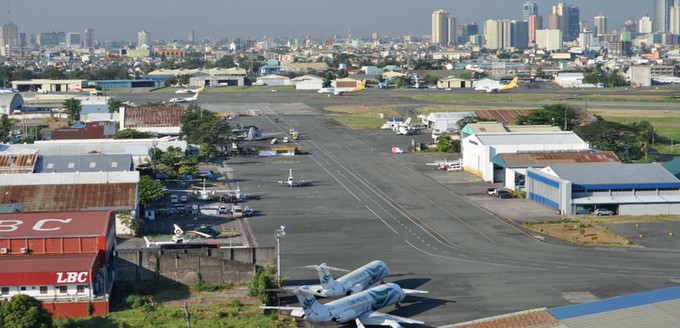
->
left=0, top=92, right=24, bottom=115
left=526, top=163, right=680, bottom=215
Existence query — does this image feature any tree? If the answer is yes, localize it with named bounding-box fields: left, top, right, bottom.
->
left=426, top=75, right=439, bottom=86
left=180, top=104, right=232, bottom=152
left=108, top=99, right=124, bottom=113
left=0, top=295, right=53, bottom=328
left=199, top=143, right=219, bottom=160
left=515, top=104, right=578, bottom=130
left=392, top=76, right=408, bottom=88
left=113, top=129, right=151, bottom=139
left=436, top=135, right=460, bottom=153
left=63, top=98, right=82, bottom=123
left=574, top=120, right=643, bottom=162
left=630, top=120, right=656, bottom=161
left=214, top=55, right=235, bottom=68
left=138, top=175, right=166, bottom=206
left=0, top=114, right=14, bottom=141
left=156, top=146, right=198, bottom=178
left=248, top=264, right=277, bottom=305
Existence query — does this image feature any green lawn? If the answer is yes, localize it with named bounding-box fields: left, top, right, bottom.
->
left=325, top=105, right=403, bottom=130
left=412, top=92, right=679, bottom=104
left=594, top=109, right=680, bottom=156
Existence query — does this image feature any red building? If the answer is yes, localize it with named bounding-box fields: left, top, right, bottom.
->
left=0, top=211, right=115, bottom=318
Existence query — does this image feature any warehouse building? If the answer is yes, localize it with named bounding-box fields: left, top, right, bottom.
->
left=0, top=211, right=116, bottom=317
left=526, top=163, right=680, bottom=215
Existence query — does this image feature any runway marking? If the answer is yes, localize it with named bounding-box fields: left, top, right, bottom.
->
left=557, top=266, right=568, bottom=269
left=404, top=240, right=544, bottom=270
left=308, top=157, right=361, bottom=201
left=648, top=272, right=664, bottom=275
left=365, top=205, right=398, bottom=234
left=584, top=268, right=598, bottom=272
left=480, top=257, right=490, bottom=261
left=617, top=270, right=630, bottom=273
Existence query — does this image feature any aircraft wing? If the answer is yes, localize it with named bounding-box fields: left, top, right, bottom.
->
left=356, top=311, right=424, bottom=328
left=275, top=284, right=327, bottom=297
left=402, top=288, right=429, bottom=295
left=260, top=306, right=304, bottom=318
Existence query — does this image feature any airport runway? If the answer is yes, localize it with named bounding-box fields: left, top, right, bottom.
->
left=219, top=107, right=680, bottom=326
left=117, top=88, right=680, bottom=326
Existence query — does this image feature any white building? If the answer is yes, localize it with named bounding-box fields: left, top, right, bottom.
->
left=421, top=112, right=475, bottom=133
left=535, top=29, right=562, bottom=51
left=628, top=65, right=652, bottom=87
left=291, top=75, right=324, bottom=90
left=554, top=72, right=585, bottom=87
left=462, top=132, right=590, bottom=182
left=254, top=74, right=291, bottom=86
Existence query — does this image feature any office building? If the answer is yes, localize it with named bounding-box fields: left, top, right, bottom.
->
left=528, top=15, right=543, bottom=43
left=513, top=21, right=529, bottom=49
left=0, top=22, right=18, bottom=49
left=463, top=23, right=478, bottom=38
left=66, top=32, right=80, bottom=48
left=594, top=14, right=607, bottom=36
left=671, top=5, right=680, bottom=35
left=523, top=1, right=538, bottom=22
left=579, top=31, right=593, bottom=48
left=188, top=29, right=195, bottom=43
left=432, top=10, right=455, bottom=45
left=640, top=15, right=653, bottom=34
left=137, top=30, right=149, bottom=48
left=654, top=0, right=674, bottom=32
left=536, top=29, right=562, bottom=51
left=82, top=27, right=94, bottom=48
left=485, top=19, right=527, bottom=50
left=552, top=3, right=580, bottom=41
left=37, top=32, right=65, bottom=47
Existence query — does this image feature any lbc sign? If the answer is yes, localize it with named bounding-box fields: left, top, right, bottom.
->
left=56, top=272, right=89, bottom=284
left=0, top=219, right=73, bottom=232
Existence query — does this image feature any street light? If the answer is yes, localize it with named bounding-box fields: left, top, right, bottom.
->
left=275, top=225, right=286, bottom=286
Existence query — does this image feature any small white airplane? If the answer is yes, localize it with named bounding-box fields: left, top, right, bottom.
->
left=175, top=85, right=206, bottom=94
left=214, top=182, right=261, bottom=202
left=262, top=283, right=425, bottom=328
left=426, top=159, right=462, bottom=171
left=168, top=86, right=204, bottom=103
left=318, top=80, right=367, bottom=96
left=473, top=76, right=519, bottom=93
left=268, top=169, right=317, bottom=188
left=143, top=224, right=190, bottom=247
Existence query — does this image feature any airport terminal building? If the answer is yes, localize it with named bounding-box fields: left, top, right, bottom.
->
left=526, top=163, right=680, bottom=215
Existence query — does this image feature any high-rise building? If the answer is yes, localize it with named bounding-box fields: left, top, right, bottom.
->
left=579, top=31, right=593, bottom=47
left=463, top=23, right=478, bottom=37
left=484, top=19, right=527, bottom=50
left=528, top=15, right=543, bottom=43
left=0, top=22, right=19, bottom=48
left=137, top=30, right=150, bottom=48
left=188, top=29, right=195, bottom=43
left=639, top=15, right=653, bottom=34
left=654, top=0, right=674, bottom=32
left=671, top=5, right=680, bottom=35
left=552, top=3, right=579, bottom=41
left=624, top=20, right=638, bottom=35
left=66, top=32, right=80, bottom=48
left=523, top=1, right=538, bottom=22
left=513, top=21, right=529, bottom=49
left=431, top=10, right=455, bottom=45
left=536, top=29, right=562, bottom=50
left=82, top=27, right=94, bottom=48
left=37, top=32, right=65, bottom=47
left=594, top=14, right=607, bottom=36
left=580, top=20, right=590, bottom=33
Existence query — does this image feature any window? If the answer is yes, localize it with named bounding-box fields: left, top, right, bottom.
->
left=1, top=287, right=8, bottom=295
left=77, top=285, right=86, bottom=293
left=40, top=286, right=48, bottom=294
left=20, top=286, right=26, bottom=291
left=58, top=286, right=67, bottom=294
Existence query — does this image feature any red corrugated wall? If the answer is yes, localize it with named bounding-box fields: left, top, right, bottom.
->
left=43, top=300, right=109, bottom=318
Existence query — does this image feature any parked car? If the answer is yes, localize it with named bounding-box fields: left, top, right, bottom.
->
left=218, top=206, right=230, bottom=214
left=244, top=206, right=254, bottom=216
left=497, top=190, right=514, bottom=199
left=595, top=208, right=615, bottom=216
left=180, top=195, right=188, bottom=202
left=487, top=188, right=498, bottom=196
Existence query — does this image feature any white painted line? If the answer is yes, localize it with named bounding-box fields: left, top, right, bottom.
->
left=365, top=205, right=398, bottom=234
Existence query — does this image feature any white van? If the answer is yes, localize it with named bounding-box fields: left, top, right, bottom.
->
left=170, top=194, right=179, bottom=204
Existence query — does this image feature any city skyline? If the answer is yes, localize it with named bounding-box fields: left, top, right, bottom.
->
left=3, top=0, right=656, bottom=41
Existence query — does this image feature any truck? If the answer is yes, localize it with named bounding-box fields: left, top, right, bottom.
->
left=391, top=147, right=405, bottom=154
left=231, top=205, right=244, bottom=218
left=291, top=130, right=300, bottom=140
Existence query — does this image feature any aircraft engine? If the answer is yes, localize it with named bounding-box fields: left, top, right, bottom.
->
left=332, top=309, right=357, bottom=323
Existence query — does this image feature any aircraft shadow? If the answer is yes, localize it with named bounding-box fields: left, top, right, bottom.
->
left=390, top=277, right=429, bottom=289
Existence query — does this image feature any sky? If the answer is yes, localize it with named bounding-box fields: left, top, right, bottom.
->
left=8, top=0, right=652, bottom=41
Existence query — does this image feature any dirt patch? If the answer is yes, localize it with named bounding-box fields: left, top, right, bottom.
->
left=525, top=221, right=634, bottom=247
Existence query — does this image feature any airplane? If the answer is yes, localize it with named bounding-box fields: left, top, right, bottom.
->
left=473, top=76, right=519, bottom=93
left=426, top=158, right=462, bottom=171
left=175, top=85, right=206, bottom=94
left=318, top=80, right=367, bottom=96
left=262, top=283, right=425, bottom=328
left=143, top=224, right=191, bottom=247
left=168, top=86, right=204, bottom=103
left=184, top=224, right=220, bottom=238
left=215, top=182, right=261, bottom=203
left=378, top=79, right=395, bottom=89
left=267, top=169, right=317, bottom=188
left=299, top=260, right=389, bottom=297
left=163, top=179, right=213, bottom=200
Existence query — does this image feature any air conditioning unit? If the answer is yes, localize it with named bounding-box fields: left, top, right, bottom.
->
left=0, top=248, right=8, bottom=254
left=20, top=247, right=28, bottom=254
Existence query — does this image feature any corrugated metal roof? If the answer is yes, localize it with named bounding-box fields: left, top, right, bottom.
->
left=476, top=132, right=588, bottom=146
left=560, top=299, right=680, bottom=328
left=498, top=151, right=620, bottom=168
left=0, top=253, right=97, bottom=274
left=50, top=121, right=116, bottom=140
left=0, top=211, right=112, bottom=238
left=0, top=153, right=38, bottom=173
left=0, top=183, right=137, bottom=212
left=124, top=106, right=184, bottom=128
left=549, top=163, right=680, bottom=186
left=476, top=109, right=533, bottom=124
left=449, top=308, right=565, bottom=328
left=37, top=154, right=133, bottom=173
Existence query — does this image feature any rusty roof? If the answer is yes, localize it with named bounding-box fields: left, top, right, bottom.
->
left=50, top=121, right=116, bottom=140
left=452, top=309, right=564, bottom=328
left=124, top=106, right=184, bottom=128
left=0, top=211, right=113, bottom=239
left=476, top=109, right=533, bottom=124
left=0, top=153, right=37, bottom=174
left=0, top=183, right=137, bottom=212
left=497, top=151, right=621, bottom=168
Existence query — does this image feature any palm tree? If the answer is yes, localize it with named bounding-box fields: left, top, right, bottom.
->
left=63, top=98, right=82, bottom=123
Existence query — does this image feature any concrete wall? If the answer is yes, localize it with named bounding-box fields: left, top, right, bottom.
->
left=115, top=247, right=276, bottom=285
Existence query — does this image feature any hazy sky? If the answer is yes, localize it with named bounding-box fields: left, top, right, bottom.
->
left=9, top=0, right=651, bottom=41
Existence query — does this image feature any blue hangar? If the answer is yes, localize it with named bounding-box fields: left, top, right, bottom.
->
left=526, top=163, right=680, bottom=215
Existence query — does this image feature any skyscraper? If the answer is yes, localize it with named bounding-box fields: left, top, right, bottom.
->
left=552, top=3, right=580, bottom=41
left=671, top=5, right=680, bottom=34
left=594, top=14, right=607, bottom=36
left=66, top=32, right=80, bottom=48
left=528, top=15, right=543, bottom=43
left=523, top=1, right=538, bottom=22
left=0, top=22, right=18, bottom=48
left=82, top=27, right=94, bottom=48
left=431, top=10, right=455, bottom=45
left=188, top=29, right=195, bottom=43
left=485, top=19, right=527, bottom=50
left=639, top=15, right=653, bottom=34
left=654, top=0, right=674, bottom=32
left=137, top=30, right=150, bottom=48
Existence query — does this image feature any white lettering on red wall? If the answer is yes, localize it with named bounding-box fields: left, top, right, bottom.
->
left=0, top=219, right=73, bottom=233
left=56, top=272, right=89, bottom=284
